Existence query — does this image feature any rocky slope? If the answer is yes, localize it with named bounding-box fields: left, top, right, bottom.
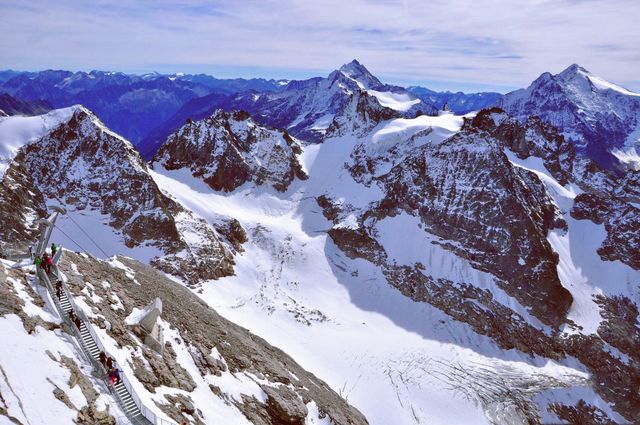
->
left=0, top=107, right=242, bottom=285
left=0, top=250, right=368, bottom=425
left=0, top=260, right=121, bottom=425
left=153, top=109, right=308, bottom=192
left=58, top=251, right=368, bottom=425
left=499, top=64, right=640, bottom=170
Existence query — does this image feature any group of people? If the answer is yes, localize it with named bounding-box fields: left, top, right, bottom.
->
left=34, top=241, right=124, bottom=395
left=33, top=243, right=59, bottom=275
left=99, top=352, right=122, bottom=385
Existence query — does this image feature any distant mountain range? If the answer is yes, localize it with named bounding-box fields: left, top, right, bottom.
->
left=2, top=61, right=639, bottom=170
left=0, top=64, right=500, bottom=158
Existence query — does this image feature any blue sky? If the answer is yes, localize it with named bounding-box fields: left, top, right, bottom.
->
left=1, top=0, right=639, bottom=93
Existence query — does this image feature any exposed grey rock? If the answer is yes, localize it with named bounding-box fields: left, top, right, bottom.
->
left=346, top=120, right=572, bottom=326
left=262, top=385, right=308, bottom=425
left=153, top=109, right=308, bottom=193
left=571, top=193, right=640, bottom=270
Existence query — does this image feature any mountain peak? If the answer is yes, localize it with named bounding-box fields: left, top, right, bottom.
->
left=338, top=59, right=383, bottom=90
left=556, top=63, right=592, bottom=81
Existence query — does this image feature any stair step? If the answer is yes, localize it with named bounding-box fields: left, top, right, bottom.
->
left=124, top=404, right=138, bottom=413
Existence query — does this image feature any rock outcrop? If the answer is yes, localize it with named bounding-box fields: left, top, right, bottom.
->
left=153, top=109, right=308, bottom=192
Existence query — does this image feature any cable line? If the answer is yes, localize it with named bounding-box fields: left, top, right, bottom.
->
left=52, top=223, right=92, bottom=255
left=65, top=214, right=111, bottom=258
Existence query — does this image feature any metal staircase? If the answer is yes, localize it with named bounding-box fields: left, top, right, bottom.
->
left=32, top=208, right=175, bottom=425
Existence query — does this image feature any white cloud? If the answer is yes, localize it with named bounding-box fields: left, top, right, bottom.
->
left=0, top=0, right=638, bottom=92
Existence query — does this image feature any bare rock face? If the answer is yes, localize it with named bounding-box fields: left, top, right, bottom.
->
left=571, top=192, right=640, bottom=270
left=595, top=295, right=640, bottom=364
left=325, top=90, right=400, bottom=139
left=262, top=385, right=308, bottom=425
left=349, top=123, right=572, bottom=326
left=466, top=107, right=576, bottom=185
left=76, top=404, right=116, bottom=425
left=0, top=152, right=48, bottom=253
left=549, top=400, right=618, bottom=425
left=154, top=109, right=308, bottom=193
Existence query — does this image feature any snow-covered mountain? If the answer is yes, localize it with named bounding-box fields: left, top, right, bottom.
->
left=499, top=64, right=640, bottom=170
left=408, top=86, right=502, bottom=114
left=0, top=106, right=243, bottom=285
left=0, top=70, right=287, bottom=149
left=2, top=61, right=640, bottom=425
left=150, top=105, right=639, bottom=423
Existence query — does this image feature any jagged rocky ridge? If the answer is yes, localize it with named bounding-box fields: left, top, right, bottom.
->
left=153, top=109, right=308, bottom=192
left=0, top=107, right=244, bottom=284
left=345, top=109, right=572, bottom=327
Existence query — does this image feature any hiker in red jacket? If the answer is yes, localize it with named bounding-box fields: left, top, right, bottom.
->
left=42, top=253, right=52, bottom=274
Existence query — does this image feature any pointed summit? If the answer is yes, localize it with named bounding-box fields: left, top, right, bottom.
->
left=558, top=63, right=590, bottom=76
left=338, top=59, right=384, bottom=90
left=555, top=63, right=593, bottom=86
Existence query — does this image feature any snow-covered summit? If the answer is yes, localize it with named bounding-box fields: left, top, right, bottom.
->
left=339, top=59, right=386, bottom=91
left=499, top=64, right=640, bottom=169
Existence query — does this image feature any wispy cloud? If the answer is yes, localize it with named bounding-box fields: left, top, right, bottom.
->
left=0, top=0, right=638, bottom=92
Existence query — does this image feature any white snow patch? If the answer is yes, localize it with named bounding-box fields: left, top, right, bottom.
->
left=0, top=107, right=78, bottom=177
left=587, top=74, right=640, bottom=97
left=367, top=89, right=421, bottom=112
left=612, top=147, right=640, bottom=171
